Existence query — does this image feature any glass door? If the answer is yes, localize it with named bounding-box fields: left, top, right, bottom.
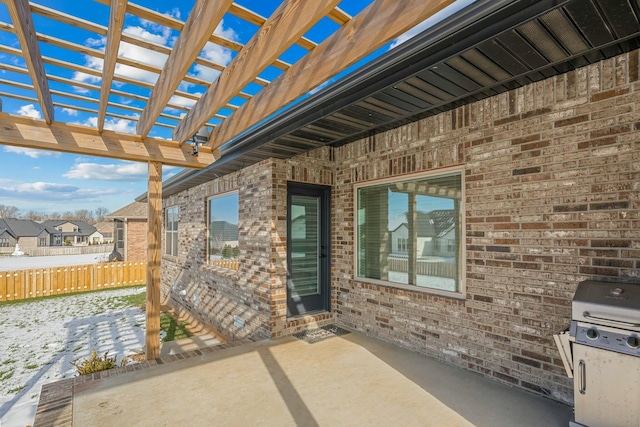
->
left=287, top=183, right=331, bottom=316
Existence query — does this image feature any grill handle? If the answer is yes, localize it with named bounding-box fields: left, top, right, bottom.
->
left=578, top=360, right=586, bottom=395
left=583, top=311, right=640, bottom=328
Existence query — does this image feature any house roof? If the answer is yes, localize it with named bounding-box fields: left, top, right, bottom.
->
left=391, top=210, right=456, bottom=238
left=40, top=220, right=97, bottom=237
left=107, top=202, right=148, bottom=220
left=0, top=219, right=17, bottom=239
left=156, top=0, right=640, bottom=199
left=1, top=218, right=48, bottom=237
left=210, top=220, right=239, bottom=243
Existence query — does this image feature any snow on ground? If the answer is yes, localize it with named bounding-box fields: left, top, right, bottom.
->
left=0, top=286, right=148, bottom=427
left=0, top=253, right=111, bottom=271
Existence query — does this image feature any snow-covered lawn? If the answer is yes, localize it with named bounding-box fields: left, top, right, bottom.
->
left=0, top=253, right=111, bottom=271
left=0, top=286, right=147, bottom=427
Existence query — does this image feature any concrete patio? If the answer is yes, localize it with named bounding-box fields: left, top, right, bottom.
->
left=35, top=329, right=572, bottom=426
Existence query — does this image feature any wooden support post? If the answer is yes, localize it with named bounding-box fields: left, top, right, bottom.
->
left=146, top=161, right=162, bottom=360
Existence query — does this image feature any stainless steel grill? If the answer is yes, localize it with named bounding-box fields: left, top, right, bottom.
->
left=555, top=280, right=640, bottom=427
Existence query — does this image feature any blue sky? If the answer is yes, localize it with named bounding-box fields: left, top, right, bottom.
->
left=0, top=0, right=472, bottom=215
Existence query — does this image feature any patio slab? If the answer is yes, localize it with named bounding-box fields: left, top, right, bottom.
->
left=52, top=330, right=571, bottom=426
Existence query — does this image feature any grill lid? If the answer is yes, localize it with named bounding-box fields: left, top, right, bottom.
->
left=572, top=280, right=640, bottom=330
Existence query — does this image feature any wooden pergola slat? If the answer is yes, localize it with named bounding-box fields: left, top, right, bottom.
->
left=208, top=0, right=455, bottom=149
left=136, top=0, right=234, bottom=138
left=0, top=112, right=215, bottom=168
left=172, top=0, right=341, bottom=144
left=5, top=0, right=54, bottom=124
left=98, top=0, right=127, bottom=133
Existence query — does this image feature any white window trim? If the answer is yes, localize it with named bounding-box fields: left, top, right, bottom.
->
left=206, top=190, right=239, bottom=266
left=165, top=205, right=179, bottom=257
left=353, top=166, right=466, bottom=299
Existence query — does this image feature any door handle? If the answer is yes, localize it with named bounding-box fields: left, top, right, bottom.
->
left=578, top=360, right=586, bottom=395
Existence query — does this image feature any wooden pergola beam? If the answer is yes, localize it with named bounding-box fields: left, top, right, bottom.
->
left=0, top=112, right=215, bottom=168
left=136, top=0, right=233, bottom=138
left=5, top=0, right=54, bottom=124
left=172, top=0, right=340, bottom=144
left=98, top=0, right=127, bottom=133
left=208, top=0, right=454, bottom=149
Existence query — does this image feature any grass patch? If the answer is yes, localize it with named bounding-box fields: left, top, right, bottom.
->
left=8, top=385, right=25, bottom=393
left=25, top=363, right=38, bottom=370
left=0, top=285, right=146, bottom=307
left=0, top=370, right=14, bottom=381
left=2, top=359, right=16, bottom=365
left=160, top=313, right=191, bottom=342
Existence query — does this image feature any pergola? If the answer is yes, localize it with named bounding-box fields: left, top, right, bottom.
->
left=0, top=0, right=454, bottom=358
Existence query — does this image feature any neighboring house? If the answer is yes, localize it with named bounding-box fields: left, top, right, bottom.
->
left=95, top=222, right=114, bottom=242
left=0, top=218, right=51, bottom=250
left=0, top=221, right=17, bottom=250
left=390, top=210, right=456, bottom=258
left=141, top=0, right=637, bottom=408
left=40, top=220, right=101, bottom=246
left=107, top=202, right=147, bottom=261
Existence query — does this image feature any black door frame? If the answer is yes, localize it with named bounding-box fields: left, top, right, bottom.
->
left=286, top=182, right=331, bottom=316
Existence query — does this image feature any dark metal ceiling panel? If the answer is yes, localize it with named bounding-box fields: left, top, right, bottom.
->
left=477, top=39, right=530, bottom=75
left=445, top=56, right=497, bottom=87
left=497, top=31, right=549, bottom=69
left=431, top=62, right=483, bottom=92
left=565, top=1, right=615, bottom=47
left=404, top=77, right=453, bottom=103
left=416, top=69, right=468, bottom=97
left=597, top=0, right=640, bottom=38
left=380, top=87, right=433, bottom=110
left=540, top=9, right=590, bottom=55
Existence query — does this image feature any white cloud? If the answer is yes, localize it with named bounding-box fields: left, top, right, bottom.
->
left=64, top=162, right=148, bottom=181
left=0, top=182, right=119, bottom=202
left=64, top=161, right=177, bottom=181
left=167, top=93, right=200, bottom=110
left=16, top=104, right=42, bottom=119
left=71, top=116, right=138, bottom=134
left=4, top=146, right=60, bottom=158
left=61, top=108, right=78, bottom=116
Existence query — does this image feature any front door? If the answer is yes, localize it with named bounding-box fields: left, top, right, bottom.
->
left=287, top=183, right=331, bottom=316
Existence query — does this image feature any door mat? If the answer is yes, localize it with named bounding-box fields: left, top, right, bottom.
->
left=293, top=325, right=350, bottom=344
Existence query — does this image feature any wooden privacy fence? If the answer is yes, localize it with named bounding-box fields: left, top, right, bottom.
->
left=0, top=261, right=146, bottom=302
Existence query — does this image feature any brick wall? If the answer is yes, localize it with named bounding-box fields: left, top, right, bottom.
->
left=126, top=220, right=147, bottom=261
left=162, top=49, right=639, bottom=403
left=331, top=50, right=639, bottom=404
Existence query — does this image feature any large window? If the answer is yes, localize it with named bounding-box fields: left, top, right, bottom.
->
left=165, top=206, right=179, bottom=256
left=0, top=238, right=10, bottom=247
left=356, top=169, right=463, bottom=295
left=208, top=192, right=239, bottom=270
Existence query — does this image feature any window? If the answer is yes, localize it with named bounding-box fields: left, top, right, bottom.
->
left=38, top=237, right=47, bottom=247
left=0, top=238, right=10, bottom=247
left=356, top=169, right=463, bottom=295
left=114, top=220, right=124, bottom=256
left=165, top=206, right=179, bottom=256
left=208, top=192, right=239, bottom=269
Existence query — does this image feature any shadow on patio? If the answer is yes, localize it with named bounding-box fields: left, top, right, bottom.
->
left=36, top=330, right=571, bottom=426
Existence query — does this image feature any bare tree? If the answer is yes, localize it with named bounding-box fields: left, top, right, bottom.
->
left=47, top=211, right=62, bottom=220
left=0, top=204, right=19, bottom=219
left=74, top=209, right=95, bottom=223
left=23, top=210, right=46, bottom=221
left=62, top=211, right=74, bottom=220
left=94, top=207, right=110, bottom=223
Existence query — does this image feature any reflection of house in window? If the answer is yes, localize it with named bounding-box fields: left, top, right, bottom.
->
left=390, top=210, right=456, bottom=258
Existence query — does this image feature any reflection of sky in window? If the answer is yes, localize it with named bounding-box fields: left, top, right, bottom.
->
left=388, top=190, right=454, bottom=220
left=209, top=193, right=239, bottom=225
